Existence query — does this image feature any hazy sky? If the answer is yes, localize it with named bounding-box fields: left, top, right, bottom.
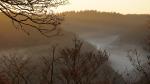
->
left=56, top=0, right=150, bottom=14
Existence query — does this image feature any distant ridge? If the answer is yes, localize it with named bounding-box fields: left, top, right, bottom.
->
left=60, top=10, right=150, bottom=45
left=60, top=10, right=150, bottom=16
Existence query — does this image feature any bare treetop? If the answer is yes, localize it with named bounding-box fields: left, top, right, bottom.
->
left=0, top=0, right=68, bottom=37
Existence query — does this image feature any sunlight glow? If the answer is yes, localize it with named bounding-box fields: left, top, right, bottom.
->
left=56, top=0, right=150, bottom=14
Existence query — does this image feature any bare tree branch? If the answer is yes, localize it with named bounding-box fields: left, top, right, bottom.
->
left=0, top=0, right=68, bottom=37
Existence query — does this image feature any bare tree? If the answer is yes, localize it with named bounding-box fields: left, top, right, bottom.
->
left=0, top=0, right=68, bottom=37
left=40, top=45, right=57, bottom=84
left=57, top=38, right=109, bottom=84
left=0, top=53, right=35, bottom=84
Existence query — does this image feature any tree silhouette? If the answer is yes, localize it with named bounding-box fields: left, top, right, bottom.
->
left=0, top=0, right=68, bottom=37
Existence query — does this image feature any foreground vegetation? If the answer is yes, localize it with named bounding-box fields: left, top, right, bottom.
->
left=0, top=38, right=125, bottom=84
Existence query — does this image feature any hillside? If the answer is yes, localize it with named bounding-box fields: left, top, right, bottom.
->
left=0, top=11, right=149, bottom=49
left=61, top=11, right=150, bottom=45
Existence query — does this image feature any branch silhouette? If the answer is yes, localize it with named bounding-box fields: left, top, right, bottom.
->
left=0, top=0, right=68, bottom=37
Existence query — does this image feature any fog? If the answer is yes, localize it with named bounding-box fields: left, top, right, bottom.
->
left=63, top=27, right=149, bottom=80
left=61, top=11, right=150, bottom=80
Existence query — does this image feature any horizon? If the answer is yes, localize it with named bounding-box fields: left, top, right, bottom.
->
left=55, top=0, right=150, bottom=14
left=56, top=10, right=150, bottom=15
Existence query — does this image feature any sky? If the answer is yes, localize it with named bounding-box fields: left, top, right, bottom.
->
left=56, top=0, right=150, bottom=14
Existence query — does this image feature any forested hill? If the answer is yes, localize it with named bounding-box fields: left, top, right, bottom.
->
left=61, top=10, right=149, bottom=25
left=61, top=10, right=150, bottom=45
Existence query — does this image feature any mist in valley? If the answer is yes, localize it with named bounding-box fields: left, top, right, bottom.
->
left=0, top=11, right=150, bottom=84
